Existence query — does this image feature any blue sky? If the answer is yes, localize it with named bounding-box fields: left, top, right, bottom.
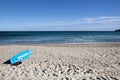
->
left=0, top=0, right=120, bottom=31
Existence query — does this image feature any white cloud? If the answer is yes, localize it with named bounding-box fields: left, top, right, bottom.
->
left=39, top=16, right=120, bottom=26
left=1, top=16, right=120, bottom=31
left=80, top=16, right=120, bottom=24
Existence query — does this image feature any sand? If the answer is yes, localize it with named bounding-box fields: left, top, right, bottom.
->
left=0, top=43, right=120, bottom=80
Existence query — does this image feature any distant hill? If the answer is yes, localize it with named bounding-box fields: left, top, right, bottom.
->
left=115, top=29, right=120, bottom=32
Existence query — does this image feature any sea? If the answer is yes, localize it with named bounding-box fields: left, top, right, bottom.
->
left=0, top=31, right=120, bottom=44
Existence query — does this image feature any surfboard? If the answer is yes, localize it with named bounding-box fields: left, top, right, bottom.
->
left=10, top=50, right=32, bottom=64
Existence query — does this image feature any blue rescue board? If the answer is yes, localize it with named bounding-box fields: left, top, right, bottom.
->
left=10, top=50, right=32, bottom=64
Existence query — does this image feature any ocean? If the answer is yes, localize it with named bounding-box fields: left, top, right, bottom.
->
left=0, top=31, right=120, bottom=44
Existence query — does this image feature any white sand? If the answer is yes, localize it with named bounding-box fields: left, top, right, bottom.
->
left=0, top=43, right=120, bottom=80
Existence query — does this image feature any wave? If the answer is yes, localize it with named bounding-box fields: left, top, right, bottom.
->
left=0, top=31, right=120, bottom=44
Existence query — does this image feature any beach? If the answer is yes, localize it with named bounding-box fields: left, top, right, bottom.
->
left=0, top=43, right=120, bottom=80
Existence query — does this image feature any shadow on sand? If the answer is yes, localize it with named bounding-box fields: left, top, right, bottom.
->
left=3, top=60, right=22, bottom=66
left=3, top=59, right=11, bottom=64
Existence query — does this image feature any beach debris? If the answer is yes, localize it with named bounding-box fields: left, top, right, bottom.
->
left=10, top=50, right=32, bottom=65
left=12, top=61, right=22, bottom=66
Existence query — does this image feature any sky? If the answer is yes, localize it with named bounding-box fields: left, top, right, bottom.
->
left=0, top=0, right=120, bottom=31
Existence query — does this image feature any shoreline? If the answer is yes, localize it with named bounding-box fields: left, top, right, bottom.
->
left=0, top=42, right=120, bottom=47
left=0, top=42, right=120, bottom=44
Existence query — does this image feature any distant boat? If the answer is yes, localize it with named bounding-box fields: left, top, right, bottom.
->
left=10, top=50, right=32, bottom=65
left=115, top=29, right=120, bottom=32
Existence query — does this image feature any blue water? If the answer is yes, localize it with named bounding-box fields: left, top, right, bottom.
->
left=0, top=31, right=120, bottom=44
